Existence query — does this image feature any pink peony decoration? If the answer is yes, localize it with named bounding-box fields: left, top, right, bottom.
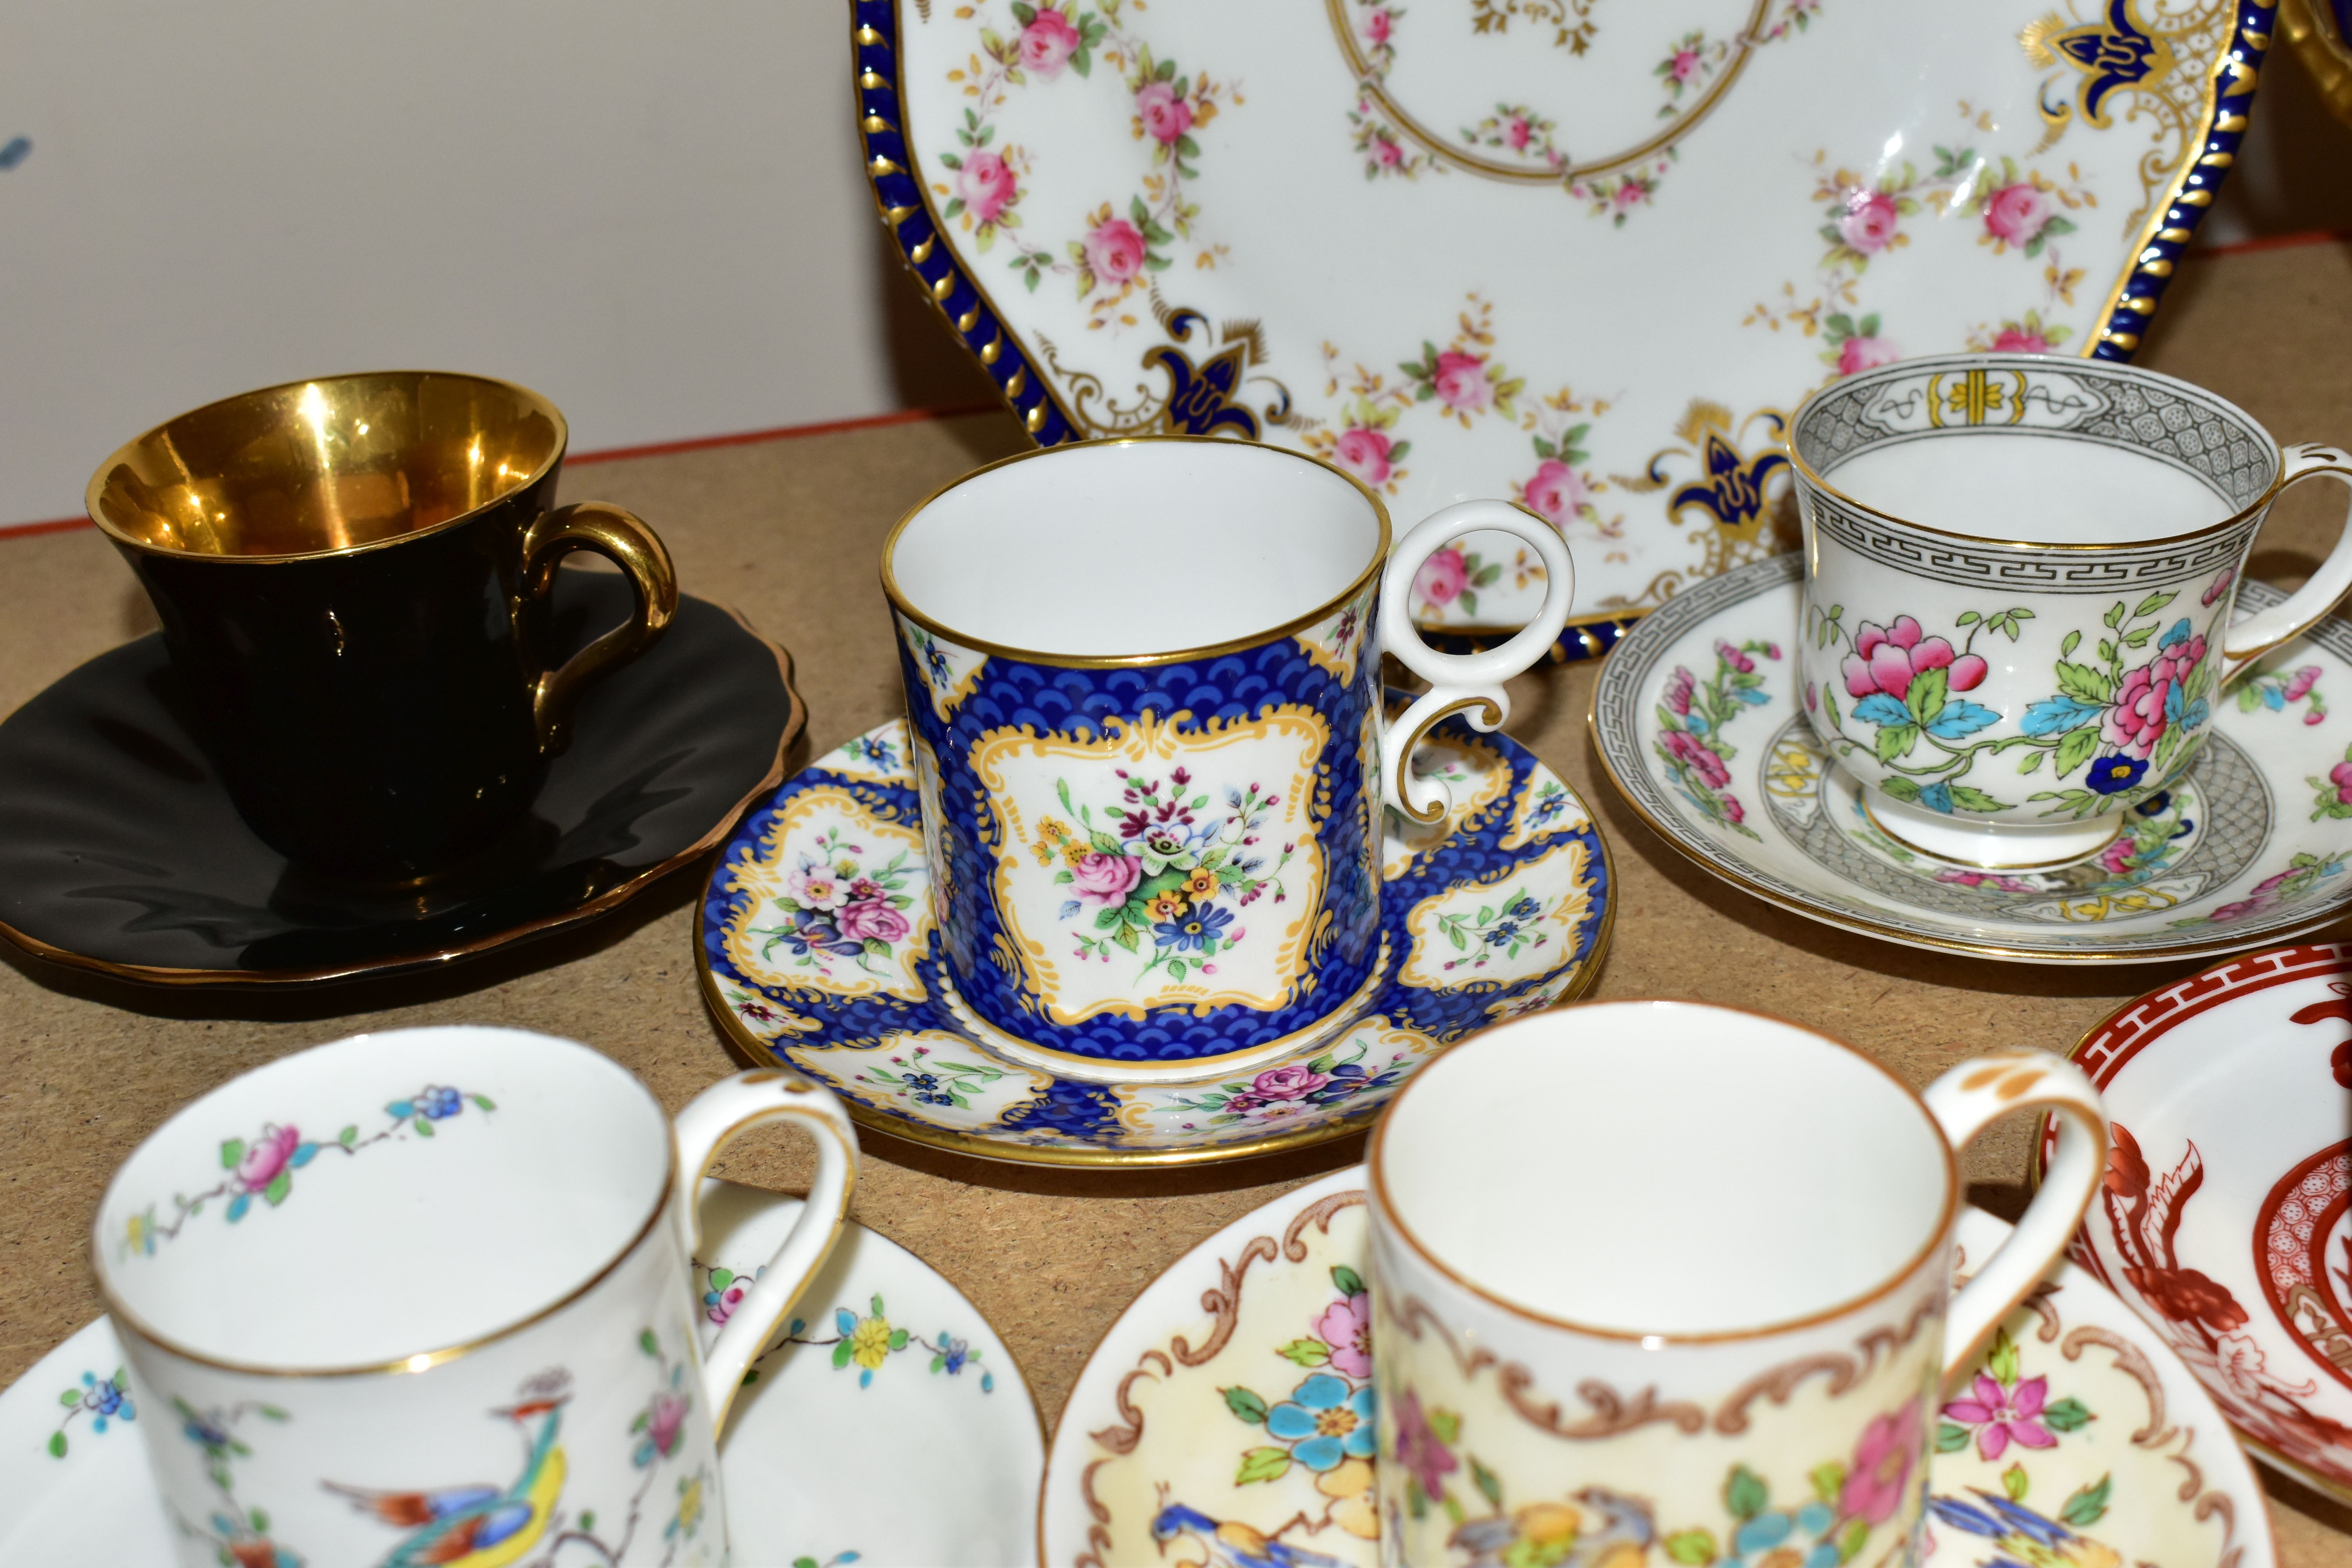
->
left=1989, top=327, right=2053, bottom=353
left=1840, top=616, right=1987, bottom=702
left=2102, top=633, right=2207, bottom=760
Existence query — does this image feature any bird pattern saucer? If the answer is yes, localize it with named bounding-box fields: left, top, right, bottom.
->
left=1593, top=555, right=2352, bottom=963
left=2049, top=942, right=2352, bottom=1505
left=698, top=706, right=1612, bottom=1167
left=1039, top=1169, right=2274, bottom=1568
left=0, top=1179, right=1044, bottom=1566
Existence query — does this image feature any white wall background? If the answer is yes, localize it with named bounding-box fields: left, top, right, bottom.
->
left=1, top=2, right=2347, bottom=528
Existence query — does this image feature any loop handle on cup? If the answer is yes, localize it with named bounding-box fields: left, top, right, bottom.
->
left=671, top=1070, right=860, bottom=1432
left=519, top=501, right=680, bottom=755
left=1378, top=501, right=1575, bottom=824
left=1921, top=1050, right=2107, bottom=1381
left=2222, top=443, right=2352, bottom=686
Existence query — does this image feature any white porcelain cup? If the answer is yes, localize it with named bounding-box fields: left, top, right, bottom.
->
left=1789, top=352, right=2352, bottom=870
left=91, top=1025, right=858, bottom=1567
left=1367, top=1000, right=2107, bottom=1567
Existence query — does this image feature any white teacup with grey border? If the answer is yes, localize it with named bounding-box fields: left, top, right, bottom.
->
left=1788, top=352, right=2352, bottom=871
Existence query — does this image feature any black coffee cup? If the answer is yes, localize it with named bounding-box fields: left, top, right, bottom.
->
left=86, top=371, right=677, bottom=882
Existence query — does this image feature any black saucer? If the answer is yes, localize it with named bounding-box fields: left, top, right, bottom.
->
left=0, top=570, right=802, bottom=986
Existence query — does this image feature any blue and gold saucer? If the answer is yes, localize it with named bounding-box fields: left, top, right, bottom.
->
left=697, top=703, right=1612, bottom=1167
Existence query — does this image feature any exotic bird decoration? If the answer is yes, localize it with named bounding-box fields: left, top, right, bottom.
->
left=329, top=1374, right=572, bottom=1568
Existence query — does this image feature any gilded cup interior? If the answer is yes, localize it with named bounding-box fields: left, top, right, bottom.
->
left=87, top=371, right=565, bottom=561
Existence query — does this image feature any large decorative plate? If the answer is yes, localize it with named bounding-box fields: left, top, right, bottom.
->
left=1039, top=1169, right=2275, bottom=1568
left=697, top=707, right=1611, bottom=1167
left=854, top=0, right=2266, bottom=658
left=1592, top=556, right=2352, bottom=963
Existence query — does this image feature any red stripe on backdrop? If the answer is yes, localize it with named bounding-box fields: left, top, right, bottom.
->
left=0, top=401, right=1009, bottom=540
left=2190, top=227, right=2352, bottom=258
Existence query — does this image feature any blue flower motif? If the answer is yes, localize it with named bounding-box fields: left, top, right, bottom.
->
left=2264, top=686, right=2287, bottom=711
left=939, top=1336, right=969, bottom=1375
left=1502, top=894, right=1541, bottom=922
left=780, top=909, right=867, bottom=960
left=1484, top=921, right=1521, bottom=946
left=420, top=1086, right=463, bottom=1120
left=1263, top=1373, right=1377, bottom=1472
left=2086, top=754, right=2149, bottom=795
left=2134, top=791, right=2171, bottom=817
left=2161, top=617, right=2193, bottom=650
left=1919, top=782, right=1955, bottom=815
left=1684, top=709, right=1712, bottom=735
left=1154, top=903, right=1234, bottom=953
left=1730, top=686, right=1769, bottom=706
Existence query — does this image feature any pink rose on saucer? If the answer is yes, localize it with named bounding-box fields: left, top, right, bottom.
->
left=1504, top=114, right=1533, bottom=151
left=1249, top=1064, right=1329, bottom=1101
left=1670, top=47, right=1702, bottom=82
left=238, top=1124, right=301, bottom=1192
left=1071, top=851, right=1142, bottom=904
left=1836, top=333, right=1900, bottom=377
left=1840, top=1397, right=1921, bottom=1524
left=1990, top=326, right=2053, bottom=353
left=1520, top=458, right=1587, bottom=528
left=1333, top=427, right=1395, bottom=486
left=1083, top=216, right=1148, bottom=286
left=1018, top=7, right=1081, bottom=76
left=1662, top=730, right=1730, bottom=789
left=1314, top=1291, right=1373, bottom=1379
left=836, top=898, right=910, bottom=944
left=1431, top=350, right=1491, bottom=414
left=1136, top=80, right=1193, bottom=145
left=1720, top=793, right=1745, bottom=825
left=1371, top=134, right=1405, bottom=169
left=953, top=149, right=1018, bottom=226
left=1983, top=182, right=2052, bottom=247
left=2332, top=760, right=2352, bottom=805
left=1363, top=8, right=1393, bottom=44
left=1414, top=548, right=1468, bottom=607
left=1837, top=189, right=1900, bottom=253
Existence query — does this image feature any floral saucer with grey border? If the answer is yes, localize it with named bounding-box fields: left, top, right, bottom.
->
left=1593, top=554, right=2352, bottom=963
left=698, top=705, right=1612, bottom=1168
left=1038, top=1169, right=2274, bottom=1568
left=0, top=1179, right=1043, bottom=1566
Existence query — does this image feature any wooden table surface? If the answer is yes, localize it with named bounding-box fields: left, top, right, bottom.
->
left=6, top=240, right=2352, bottom=1562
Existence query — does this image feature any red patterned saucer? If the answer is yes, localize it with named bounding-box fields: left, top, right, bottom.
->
left=2045, top=943, right=2352, bottom=1502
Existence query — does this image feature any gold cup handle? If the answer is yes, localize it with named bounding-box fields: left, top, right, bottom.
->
left=519, top=501, right=680, bottom=753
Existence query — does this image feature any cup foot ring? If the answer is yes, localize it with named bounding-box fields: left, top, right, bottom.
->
left=1859, top=786, right=2125, bottom=872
